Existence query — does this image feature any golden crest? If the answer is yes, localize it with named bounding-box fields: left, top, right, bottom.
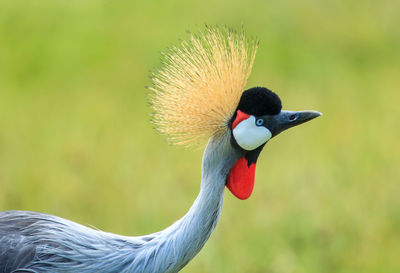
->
left=149, top=26, right=258, bottom=145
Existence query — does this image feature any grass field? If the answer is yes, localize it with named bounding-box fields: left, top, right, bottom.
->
left=0, top=0, right=399, bottom=272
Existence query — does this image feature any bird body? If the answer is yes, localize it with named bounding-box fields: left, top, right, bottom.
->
left=0, top=26, right=321, bottom=272
left=0, top=135, right=241, bottom=273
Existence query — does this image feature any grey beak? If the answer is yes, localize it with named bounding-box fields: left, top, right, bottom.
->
left=267, top=110, right=322, bottom=137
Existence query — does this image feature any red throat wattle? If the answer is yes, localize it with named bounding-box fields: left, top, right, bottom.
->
left=227, top=109, right=257, bottom=200
left=226, top=157, right=256, bottom=200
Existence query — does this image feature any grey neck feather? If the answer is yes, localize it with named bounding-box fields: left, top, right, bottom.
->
left=1, top=134, right=242, bottom=273
left=131, top=134, right=242, bottom=273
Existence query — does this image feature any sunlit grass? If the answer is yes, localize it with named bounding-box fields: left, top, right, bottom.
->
left=0, top=0, right=399, bottom=272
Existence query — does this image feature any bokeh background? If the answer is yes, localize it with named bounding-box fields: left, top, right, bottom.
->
left=1, top=0, right=399, bottom=272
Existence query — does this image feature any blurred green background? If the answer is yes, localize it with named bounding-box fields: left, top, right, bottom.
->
left=0, top=0, right=399, bottom=272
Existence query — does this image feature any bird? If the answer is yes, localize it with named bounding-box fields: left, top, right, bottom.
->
left=0, top=26, right=321, bottom=273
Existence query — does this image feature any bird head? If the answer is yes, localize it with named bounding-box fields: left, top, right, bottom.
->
left=149, top=26, right=321, bottom=200
left=227, top=87, right=321, bottom=199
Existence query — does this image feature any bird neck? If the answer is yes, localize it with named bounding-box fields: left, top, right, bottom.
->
left=141, top=134, right=241, bottom=272
left=186, top=133, right=242, bottom=232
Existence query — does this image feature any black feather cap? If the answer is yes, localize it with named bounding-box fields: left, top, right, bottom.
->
left=236, top=87, right=282, bottom=116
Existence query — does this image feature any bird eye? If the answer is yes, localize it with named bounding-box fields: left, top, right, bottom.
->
left=289, top=114, right=297, bottom=121
left=255, top=118, right=264, bottom=126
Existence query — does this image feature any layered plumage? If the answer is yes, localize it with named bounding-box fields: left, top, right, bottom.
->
left=0, top=26, right=321, bottom=273
left=0, top=26, right=253, bottom=273
left=0, top=135, right=241, bottom=273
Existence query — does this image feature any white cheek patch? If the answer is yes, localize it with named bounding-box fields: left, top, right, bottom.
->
left=232, top=116, right=272, bottom=151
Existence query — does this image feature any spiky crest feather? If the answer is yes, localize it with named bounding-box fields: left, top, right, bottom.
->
left=149, top=26, right=258, bottom=145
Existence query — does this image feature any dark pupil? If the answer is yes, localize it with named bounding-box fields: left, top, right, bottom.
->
left=256, top=119, right=263, bottom=126
left=289, top=114, right=296, bottom=121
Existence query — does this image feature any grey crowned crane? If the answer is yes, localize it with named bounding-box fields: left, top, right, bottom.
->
left=0, top=27, right=321, bottom=273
